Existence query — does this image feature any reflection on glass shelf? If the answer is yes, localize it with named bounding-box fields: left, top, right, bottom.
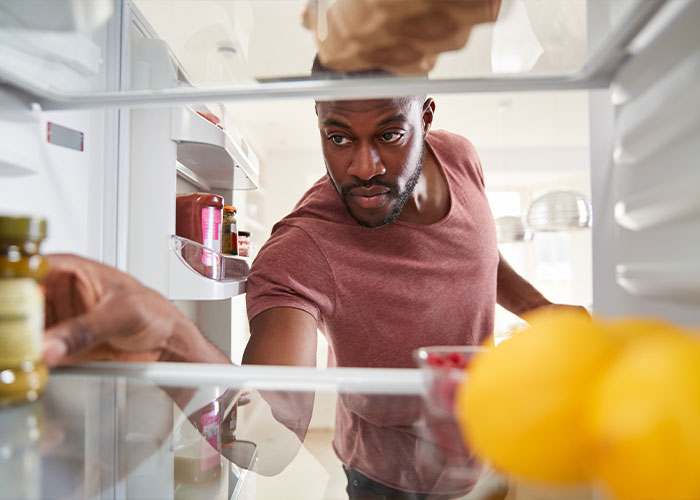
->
left=171, top=235, right=249, bottom=283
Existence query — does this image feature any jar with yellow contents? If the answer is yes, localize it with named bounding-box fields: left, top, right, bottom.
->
left=0, top=215, right=49, bottom=407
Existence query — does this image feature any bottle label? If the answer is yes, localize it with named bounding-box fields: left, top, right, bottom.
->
left=0, top=278, right=43, bottom=366
left=201, top=207, right=222, bottom=266
left=238, top=237, right=250, bottom=258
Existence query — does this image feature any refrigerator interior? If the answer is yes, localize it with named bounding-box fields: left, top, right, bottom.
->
left=0, top=0, right=699, bottom=499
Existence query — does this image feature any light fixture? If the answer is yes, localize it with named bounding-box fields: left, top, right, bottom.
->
left=525, top=190, right=592, bottom=232
left=495, top=215, right=528, bottom=243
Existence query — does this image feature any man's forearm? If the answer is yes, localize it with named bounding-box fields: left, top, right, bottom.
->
left=163, top=316, right=232, bottom=364
left=496, top=252, right=552, bottom=318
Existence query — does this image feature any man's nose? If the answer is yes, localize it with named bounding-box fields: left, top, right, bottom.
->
left=347, top=142, right=386, bottom=180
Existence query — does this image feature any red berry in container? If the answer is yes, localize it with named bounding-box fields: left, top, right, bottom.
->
left=446, top=351, right=463, bottom=367
left=426, top=352, right=445, bottom=367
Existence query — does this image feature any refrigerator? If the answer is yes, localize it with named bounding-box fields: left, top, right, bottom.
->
left=0, top=0, right=699, bottom=498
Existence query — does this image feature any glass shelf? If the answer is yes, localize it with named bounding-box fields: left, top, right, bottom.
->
left=0, top=0, right=666, bottom=108
left=37, top=363, right=505, bottom=500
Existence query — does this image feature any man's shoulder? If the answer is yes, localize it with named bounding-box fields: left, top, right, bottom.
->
left=428, top=129, right=485, bottom=187
left=427, top=129, right=478, bottom=155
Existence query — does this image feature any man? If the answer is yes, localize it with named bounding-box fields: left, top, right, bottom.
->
left=239, top=61, right=558, bottom=498
left=43, top=62, right=572, bottom=498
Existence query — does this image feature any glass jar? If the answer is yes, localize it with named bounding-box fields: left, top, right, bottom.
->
left=237, top=231, right=251, bottom=258
left=0, top=215, right=49, bottom=407
left=222, top=206, right=238, bottom=256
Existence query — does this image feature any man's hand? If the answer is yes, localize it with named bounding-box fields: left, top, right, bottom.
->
left=530, top=303, right=590, bottom=318
left=42, top=254, right=228, bottom=366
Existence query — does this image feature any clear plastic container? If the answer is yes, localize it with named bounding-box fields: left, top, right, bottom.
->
left=413, top=346, right=489, bottom=415
left=171, top=235, right=249, bottom=282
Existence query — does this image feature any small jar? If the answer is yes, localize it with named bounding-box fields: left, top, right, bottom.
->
left=221, top=206, right=238, bottom=256
left=237, top=231, right=251, bottom=258
left=0, top=215, right=49, bottom=407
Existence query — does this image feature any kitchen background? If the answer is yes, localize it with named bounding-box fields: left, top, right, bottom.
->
left=132, top=0, right=595, bottom=362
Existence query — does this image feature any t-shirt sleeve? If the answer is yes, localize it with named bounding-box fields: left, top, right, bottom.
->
left=246, top=224, right=336, bottom=323
left=432, top=130, right=486, bottom=189
left=458, top=135, right=486, bottom=189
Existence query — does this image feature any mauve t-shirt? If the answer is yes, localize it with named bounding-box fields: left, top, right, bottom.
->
left=246, top=130, right=498, bottom=496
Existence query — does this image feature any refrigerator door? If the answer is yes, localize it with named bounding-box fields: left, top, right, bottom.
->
left=590, top=0, right=700, bottom=325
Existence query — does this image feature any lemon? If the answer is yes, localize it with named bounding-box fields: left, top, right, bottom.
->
left=455, top=308, right=617, bottom=483
left=601, top=316, right=685, bottom=344
left=586, top=332, right=700, bottom=500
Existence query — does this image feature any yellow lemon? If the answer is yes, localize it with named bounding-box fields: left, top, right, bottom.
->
left=600, top=316, right=687, bottom=344
left=455, top=308, right=616, bottom=483
left=586, top=332, right=700, bottom=500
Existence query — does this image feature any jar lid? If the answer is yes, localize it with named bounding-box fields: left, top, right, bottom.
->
left=223, top=205, right=237, bottom=212
left=238, top=231, right=251, bottom=237
left=0, top=215, right=47, bottom=240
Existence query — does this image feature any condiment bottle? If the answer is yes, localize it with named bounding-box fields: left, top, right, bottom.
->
left=237, top=231, right=251, bottom=258
left=175, top=193, right=224, bottom=250
left=176, top=193, right=224, bottom=278
left=0, top=215, right=49, bottom=407
left=222, top=206, right=238, bottom=256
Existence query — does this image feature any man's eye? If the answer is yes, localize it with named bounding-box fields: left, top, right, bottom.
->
left=380, top=132, right=403, bottom=143
left=328, top=135, right=351, bottom=145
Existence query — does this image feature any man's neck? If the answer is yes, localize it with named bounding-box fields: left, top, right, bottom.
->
left=397, top=148, right=450, bottom=225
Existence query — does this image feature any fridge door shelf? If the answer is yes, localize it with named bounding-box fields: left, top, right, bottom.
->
left=614, top=180, right=700, bottom=231
left=0, top=96, right=43, bottom=177
left=171, top=106, right=259, bottom=190
left=616, top=262, right=700, bottom=301
left=169, top=235, right=249, bottom=301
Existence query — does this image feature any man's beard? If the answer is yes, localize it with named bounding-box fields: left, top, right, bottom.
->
left=328, top=144, right=425, bottom=228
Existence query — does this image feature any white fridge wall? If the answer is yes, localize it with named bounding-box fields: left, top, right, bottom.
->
left=0, top=108, right=108, bottom=260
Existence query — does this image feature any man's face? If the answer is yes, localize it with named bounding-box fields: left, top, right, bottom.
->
left=316, top=97, right=433, bottom=228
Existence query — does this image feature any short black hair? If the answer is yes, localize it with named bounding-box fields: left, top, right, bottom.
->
left=311, top=54, right=395, bottom=79
left=311, top=54, right=427, bottom=103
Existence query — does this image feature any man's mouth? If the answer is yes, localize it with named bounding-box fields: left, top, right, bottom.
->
left=349, top=186, right=391, bottom=209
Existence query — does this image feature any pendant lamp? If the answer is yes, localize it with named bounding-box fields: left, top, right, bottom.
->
left=495, top=215, right=528, bottom=243
left=525, top=190, right=592, bottom=232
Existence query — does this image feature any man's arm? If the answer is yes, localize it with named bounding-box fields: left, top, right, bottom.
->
left=496, top=252, right=589, bottom=319
left=496, top=252, right=552, bottom=318
left=243, top=307, right=318, bottom=366
left=42, top=254, right=229, bottom=365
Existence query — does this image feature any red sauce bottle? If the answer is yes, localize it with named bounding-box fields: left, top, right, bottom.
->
left=176, top=193, right=224, bottom=278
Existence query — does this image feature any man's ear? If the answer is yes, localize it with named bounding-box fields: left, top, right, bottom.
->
left=314, top=102, right=319, bottom=117
left=422, top=98, right=435, bottom=134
